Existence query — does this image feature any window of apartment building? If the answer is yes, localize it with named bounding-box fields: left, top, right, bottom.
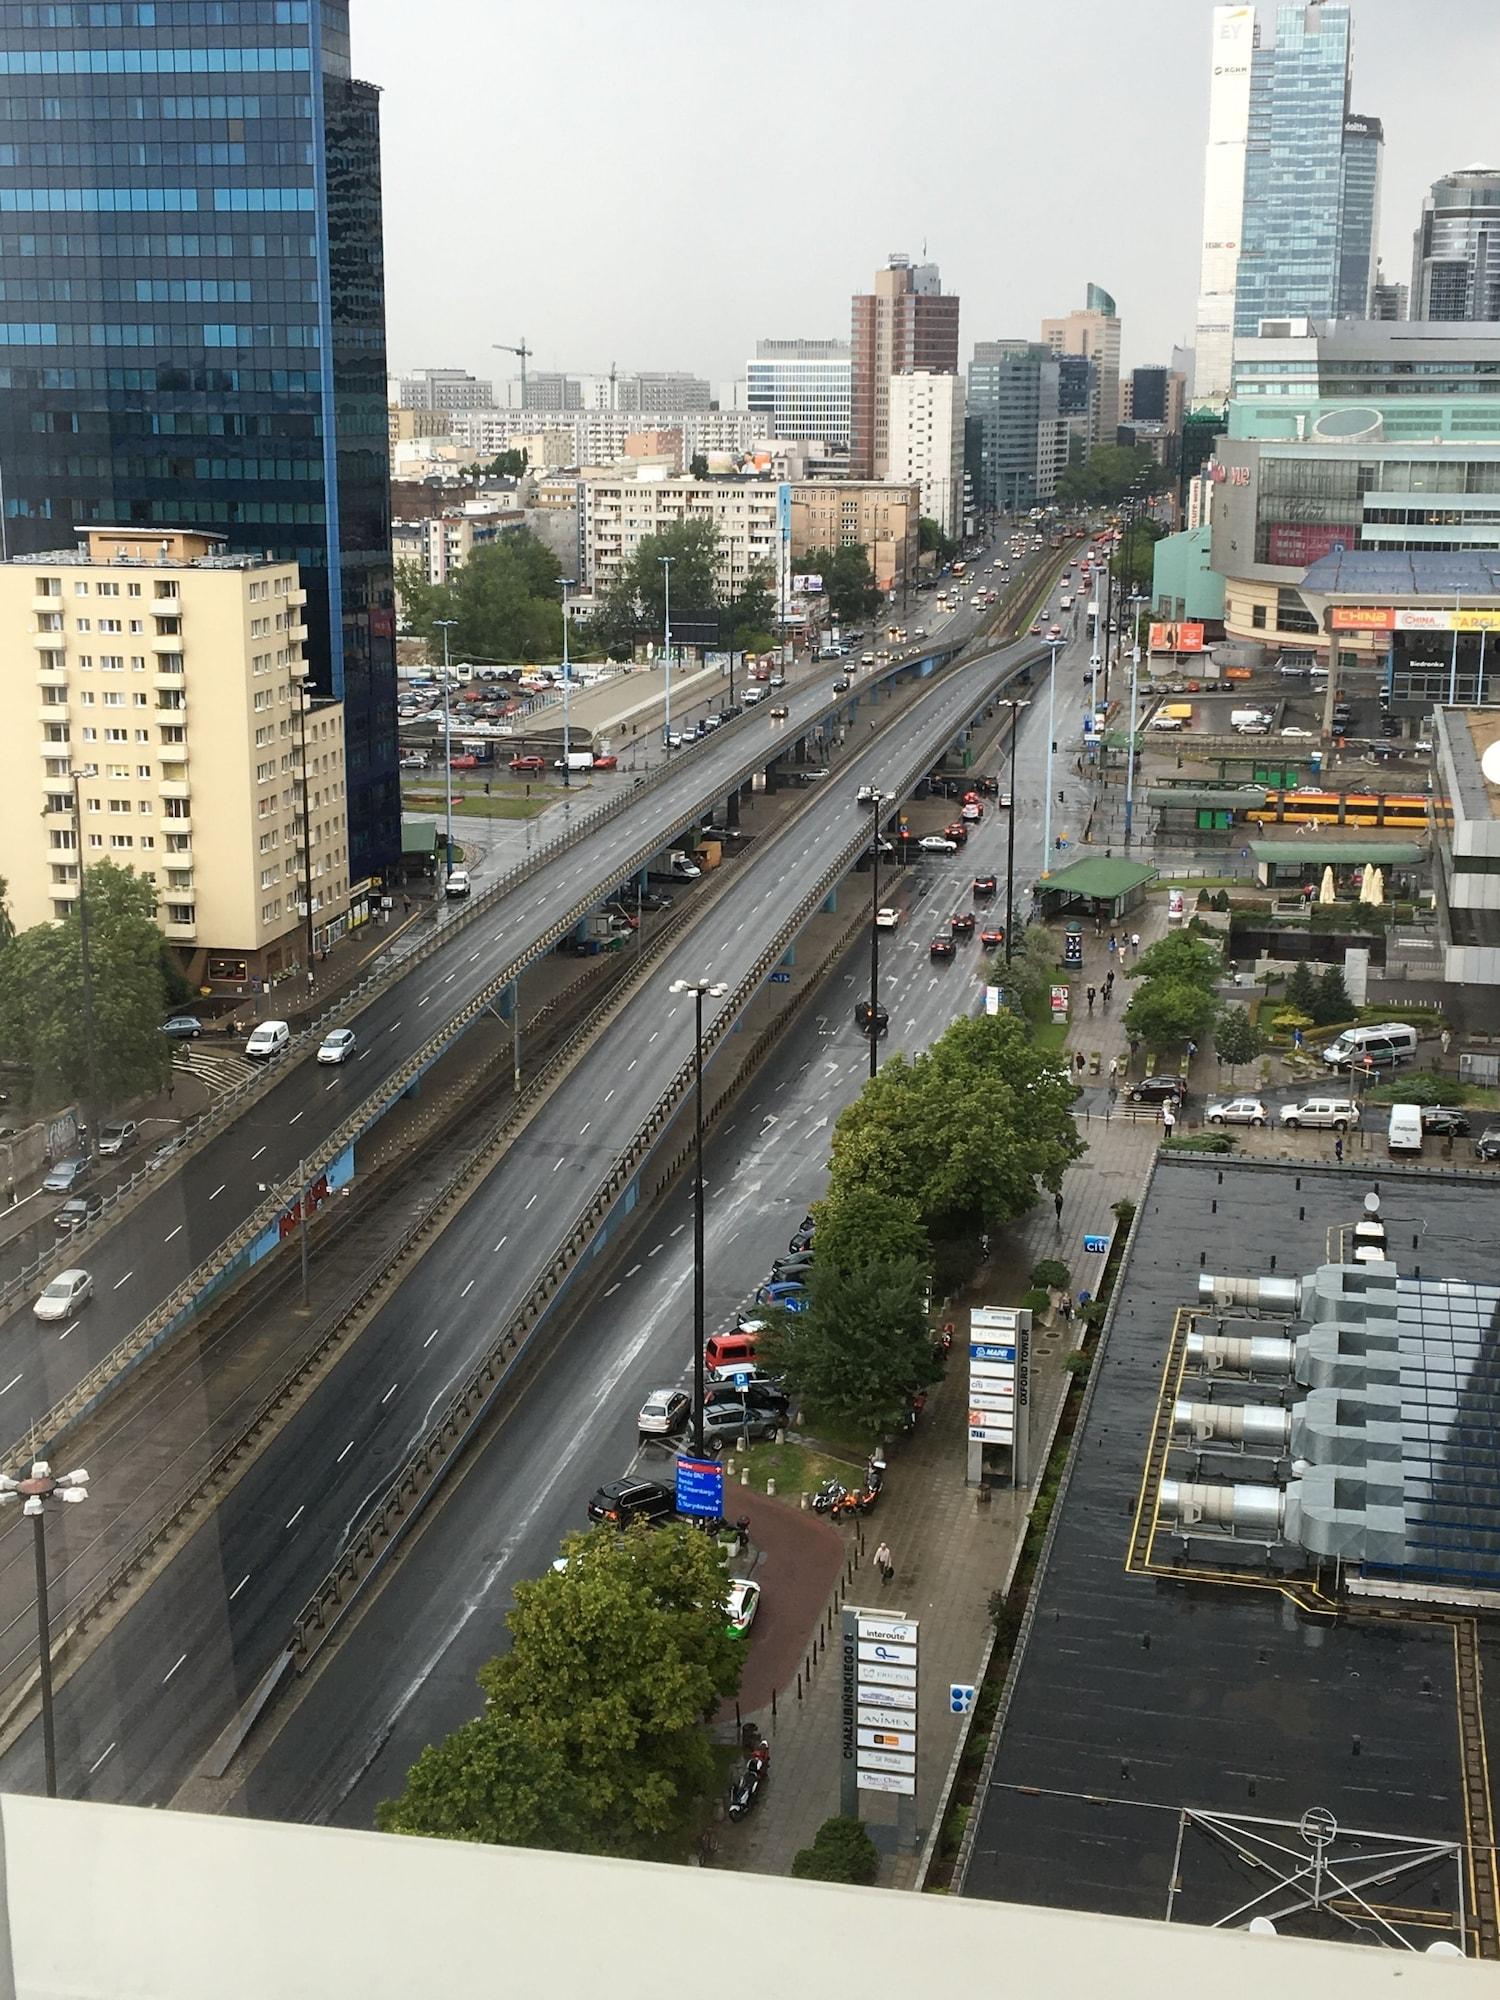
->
left=72, top=581, right=88, bottom=597
left=154, top=580, right=178, bottom=600
left=87, top=833, right=102, bottom=848
left=95, top=582, right=119, bottom=597
left=105, top=727, right=126, bottom=742
left=155, top=617, right=181, bottom=636
left=160, top=726, right=185, bottom=745
left=166, top=834, right=189, bottom=853
left=250, top=617, right=269, bottom=638
left=43, top=722, right=69, bottom=741
left=163, top=800, right=190, bottom=820
left=127, top=582, right=141, bottom=598
left=101, top=655, right=123, bottom=671
left=76, top=654, right=92, bottom=670
left=85, top=796, right=100, bottom=814
left=137, top=764, right=151, bottom=779
left=167, top=903, right=194, bottom=925
left=260, top=866, right=280, bottom=889
left=1251, top=604, right=1267, bottom=629
left=102, top=691, right=123, bottom=707
left=131, top=656, right=145, bottom=671
left=109, top=833, right=132, bottom=849
left=255, top=725, right=272, bottom=747
left=256, top=761, right=275, bottom=784
left=132, top=692, right=147, bottom=707
left=129, top=619, right=143, bottom=634
left=105, top=763, right=129, bottom=779
left=133, top=728, right=148, bottom=742
left=45, top=793, right=69, bottom=816
left=253, top=688, right=271, bottom=711
left=261, top=900, right=281, bottom=924
left=1276, top=587, right=1318, bottom=635
left=139, top=835, right=153, bottom=850
left=249, top=580, right=267, bottom=602
left=108, top=798, right=131, bottom=814
left=75, top=617, right=90, bottom=631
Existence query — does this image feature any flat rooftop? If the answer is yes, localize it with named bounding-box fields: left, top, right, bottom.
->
left=961, top=1155, right=1500, bottom=1953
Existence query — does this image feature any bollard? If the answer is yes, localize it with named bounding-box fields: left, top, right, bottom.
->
left=740, top=1466, right=748, bottom=1486
left=797, top=1670, right=803, bottom=1702
left=800, top=1491, right=808, bottom=1510
left=766, top=1478, right=775, bottom=1497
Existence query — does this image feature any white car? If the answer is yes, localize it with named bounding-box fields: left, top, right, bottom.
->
left=34, top=1268, right=93, bottom=1321
left=726, top=1579, right=761, bottom=1638
left=741, top=688, right=765, bottom=706
left=1280, top=1097, right=1360, bottom=1131
left=860, top=653, right=876, bottom=665
left=1280, top=726, right=1315, bottom=738
left=317, top=1027, right=356, bottom=1064
left=874, top=907, right=901, bottom=931
left=1150, top=714, right=1184, bottom=732
left=918, top=835, right=958, bottom=854
left=1207, top=1096, right=1269, bottom=1127
left=638, top=1388, right=691, bottom=1437
left=444, top=869, right=471, bottom=898
left=244, top=1019, right=291, bottom=1059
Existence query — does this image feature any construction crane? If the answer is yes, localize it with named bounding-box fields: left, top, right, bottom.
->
left=492, top=338, right=531, bottom=408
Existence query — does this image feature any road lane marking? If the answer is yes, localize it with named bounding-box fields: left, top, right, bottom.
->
left=229, top=1575, right=250, bottom=1601
left=625, top=1263, right=642, bottom=1278
left=578, top=1121, right=590, bottom=1136
left=336, top=1440, right=354, bottom=1464
left=88, top=1742, right=116, bottom=1774
left=525, top=1193, right=538, bottom=1209
left=210, top=1183, right=225, bottom=1200
left=381, top=1382, right=398, bottom=1405
left=603, top=1283, right=621, bottom=1298
left=163, top=1653, right=187, bottom=1683
left=627, top=1059, right=637, bottom=1070
left=461, top=1279, right=475, bottom=1298
left=424, top=1328, right=438, bottom=1348
left=648, top=1243, right=663, bottom=1257
left=164, top=1225, right=182, bottom=1243
left=670, top=1223, right=685, bottom=1237
left=58, top=1323, right=78, bottom=1341
left=493, top=1235, right=507, bottom=1252
left=0, top=1375, right=20, bottom=1396
left=112, top=1272, right=133, bottom=1290
left=552, top=1157, right=564, bottom=1172
left=604, top=1089, right=615, bottom=1103
left=289, top=1110, right=303, bottom=1125
left=251, top=1146, right=267, bottom=1161
left=285, top=1505, right=305, bottom=1529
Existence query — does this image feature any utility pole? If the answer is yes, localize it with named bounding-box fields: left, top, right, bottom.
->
left=669, top=978, right=728, bottom=1458
left=660, top=555, right=675, bottom=751
left=559, top=579, right=575, bottom=787
left=1041, top=639, right=1061, bottom=878
left=1004, top=700, right=1025, bottom=963
left=68, top=767, right=100, bottom=1153
left=435, top=618, right=457, bottom=880
left=866, top=793, right=886, bottom=1079
left=296, top=677, right=316, bottom=989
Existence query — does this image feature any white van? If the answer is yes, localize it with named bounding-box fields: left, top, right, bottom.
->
left=1387, top=1103, right=1424, bottom=1156
left=1323, top=1022, right=1419, bottom=1072
left=244, top=1019, right=291, bottom=1060
left=554, top=751, right=594, bottom=773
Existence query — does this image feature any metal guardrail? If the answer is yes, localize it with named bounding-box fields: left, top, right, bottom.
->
left=282, top=669, right=1010, bottom=1671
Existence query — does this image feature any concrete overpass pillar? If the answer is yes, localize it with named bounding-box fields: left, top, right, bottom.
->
left=724, top=787, right=740, bottom=828
left=822, top=886, right=838, bottom=916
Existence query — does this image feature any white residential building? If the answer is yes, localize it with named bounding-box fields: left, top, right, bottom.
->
left=580, top=468, right=784, bottom=600
left=887, top=371, right=966, bottom=539
left=1192, top=4, right=1258, bottom=405
left=746, top=340, right=852, bottom=447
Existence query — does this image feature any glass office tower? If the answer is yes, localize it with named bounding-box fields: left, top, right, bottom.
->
left=0, top=0, right=398, bottom=878
left=1233, top=3, right=1381, bottom=337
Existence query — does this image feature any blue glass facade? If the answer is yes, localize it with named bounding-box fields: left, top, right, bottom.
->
left=0, top=0, right=398, bottom=878
left=1234, top=4, right=1380, bottom=337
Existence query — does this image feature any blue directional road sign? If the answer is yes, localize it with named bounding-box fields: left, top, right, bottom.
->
left=1083, top=1233, right=1109, bottom=1254
left=950, top=1684, right=976, bottom=1714
left=770, top=970, right=791, bottom=984
left=675, top=1456, right=725, bottom=1521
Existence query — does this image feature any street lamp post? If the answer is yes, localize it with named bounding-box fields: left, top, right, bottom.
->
left=0, top=1459, right=88, bottom=1797
left=1003, top=699, right=1027, bottom=963
left=668, top=977, right=728, bottom=1458
left=434, top=618, right=457, bottom=881
left=66, top=766, right=100, bottom=1153
left=558, top=579, right=575, bottom=788
left=659, top=556, right=675, bottom=752
left=295, top=674, right=316, bottom=988
left=865, top=791, right=886, bottom=1080
left=1124, top=591, right=1145, bottom=848
left=1041, top=638, right=1062, bottom=878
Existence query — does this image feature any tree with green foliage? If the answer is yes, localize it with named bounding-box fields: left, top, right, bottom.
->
left=1123, top=975, right=1218, bottom=1048
left=800, top=543, right=884, bottom=625
left=0, top=875, right=12, bottom=948
left=1313, top=964, right=1352, bottom=1026
left=1130, top=930, right=1221, bottom=990
left=689, top=453, right=709, bottom=478
left=603, top=518, right=720, bottom=638
left=791, top=1816, right=880, bottom=1884
left=990, top=923, right=1059, bottom=1023
left=0, top=862, right=172, bottom=1113
left=1282, top=960, right=1318, bottom=1016
left=828, top=1012, right=1083, bottom=1243
left=397, top=529, right=564, bottom=662
left=1054, top=443, right=1169, bottom=511
left=478, top=448, right=528, bottom=480
left=1213, top=1004, right=1264, bottom=1079
left=919, top=516, right=959, bottom=563
left=757, top=1256, right=939, bottom=1439
left=1114, top=518, right=1166, bottom=596
left=377, top=1523, right=742, bottom=1857
left=809, top=1187, right=930, bottom=1278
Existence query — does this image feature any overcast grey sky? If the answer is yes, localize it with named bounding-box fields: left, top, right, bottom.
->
left=358, top=0, right=1500, bottom=394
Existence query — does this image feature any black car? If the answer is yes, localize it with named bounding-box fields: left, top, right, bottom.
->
left=56, top=1191, right=104, bottom=1232
left=704, top=1379, right=789, bottom=1420
left=586, top=1478, right=675, bottom=1527
left=950, top=912, right=976, bottom=940
left=973, top=875, right=997, bottom=899
left=855, top=1000, right=889, bottom=1037
left=701, top=1403, right=781, bottom=1451
left=930, top=934, right=956, bottom=960
left=832, top=677, right=851, bottom=693
left=1126, top=1075, right=1188, bottom=1105
left=1422, top=1106, right=1471, bottom=1137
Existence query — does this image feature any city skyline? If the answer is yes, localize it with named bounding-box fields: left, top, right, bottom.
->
left=358, top=0, right=1500, bottom=391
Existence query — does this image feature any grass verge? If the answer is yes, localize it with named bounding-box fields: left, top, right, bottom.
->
left=402, top=787, right=553, bottom=820
left=730, top=1437, right=865, bottom=1501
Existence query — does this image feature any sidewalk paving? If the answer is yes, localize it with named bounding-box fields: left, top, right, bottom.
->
left=712, top=895, right=1170, bottom=1885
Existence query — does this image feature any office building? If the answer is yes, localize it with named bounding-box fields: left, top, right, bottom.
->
left=1233, top=4, right=1382, bottom=336
left=850, top=254, right=960, bottom=479
left=1041, top=286, right=1120, bottom=450
left=1412, top=165, right=1500, bottom=322
left=522, top=372, right=584, bottom=414
left=0, top=0, right=397, bottom=883
left=969, top=341, right=1058, bottom=515
left=0, top=528, right=351, bottom=983
left=1371, top=262, right=1409, bottom=320
left=579, top=467, right=781, bottom=599
left=619, top=372, right=711, bottom=414
left=887, top=371, right=965, bottom=540
left=395, top=368, right=495, bottom=412
left=1193, top=5, right=1258, bottom=406
left=1207, top=320, right=1500, bottom=662
left=388, top=408, right=453, bottom=454
left=746, top=339, right=852, bottom=447
left=789, top=480, right=920, bottom=595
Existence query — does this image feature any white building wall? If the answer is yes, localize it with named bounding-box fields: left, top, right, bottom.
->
left=1193, top=4, right=1258, bottom=406
left=887, top=373, right=965, bottom=538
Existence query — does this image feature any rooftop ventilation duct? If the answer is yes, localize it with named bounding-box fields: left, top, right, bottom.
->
left=1185, top=1332, right=1296, bottom=1375
left=1173, top=1401, right=1293, bottom=1449
left=1197, top=1273, right=1304, bottom=1315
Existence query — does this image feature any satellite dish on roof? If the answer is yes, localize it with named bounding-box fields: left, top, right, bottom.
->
left=1482, top=739, right=1500, bottom=787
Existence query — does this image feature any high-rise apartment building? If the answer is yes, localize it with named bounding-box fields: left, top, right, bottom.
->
left=0, top=528, right=350, bottom=983
left=395, top=368, right=495, bottom=412
left=1411, top=166, right=1500, bottom=322
left=0, top=0, right=397, bottom=881
left=1040, top=286, right=1120, bottom=450
left=1234, top=4, right=1381, bottom=335
left=579, top=468, right=781, bottom=598
left=746, top=340, right=852, bottom=446
left=1192, top=5, right=1258, bottom=407
left=849, top=255, right=960, bottom=479
left=887, top=372, right=966, bottom=539
left=789, top=481, right=920, bottom=595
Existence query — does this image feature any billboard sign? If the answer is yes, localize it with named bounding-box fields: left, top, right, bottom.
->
left=792, top=572, right=824, bottom=594
left=843, top=1608, right=920, bottom=1810
left=1334, top=605, right=1500, bottom=634
left=674, top=1457, right=724, bottom=1520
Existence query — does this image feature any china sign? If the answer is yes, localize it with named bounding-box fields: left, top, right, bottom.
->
left=1332, top=605, right=1500, bottom=634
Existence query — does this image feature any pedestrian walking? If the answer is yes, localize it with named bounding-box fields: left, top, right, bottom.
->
left=1186, top=1039, right=1198, bottom=1062
left=1108, top=933, right=1117, bottom=958
left=1104, top=968, right=1115, bottom=997
left=1130, top=931, right=1141, bottom=957
left=1086, top=985, right=1096, bottom=1014
left=874, top=1541, right=894, bottom=1584
left=1059, top=1294, right=1074, bottom=1325
left=1162, top=1104, right=1176, bottom=1136
left=4, top=1177, right=13, bottom=1207
left=1334, top=1136, right=1345, bottom=1164
left=1054, top=1189, right=1064, bottom=1225
left=1094, top=914, right=1102, bottom=936
left=1108, top=1056, right=1119, bottom=1083
left=1441, top=1028, right=1453, bottom=1058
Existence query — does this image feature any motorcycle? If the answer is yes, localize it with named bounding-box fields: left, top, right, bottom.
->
left=811, top=1480, right=848, bottom=1515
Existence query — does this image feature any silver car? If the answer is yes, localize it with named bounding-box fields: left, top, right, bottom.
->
left=1206, top=1096, right=1268, bottom=1127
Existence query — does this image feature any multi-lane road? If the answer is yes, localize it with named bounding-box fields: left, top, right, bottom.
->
left=0, top=562, right=1070, bottom=1804
left=0, top=579, right=1013, bottom=1442
left=229, top=608, right=1103, bottom=1828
